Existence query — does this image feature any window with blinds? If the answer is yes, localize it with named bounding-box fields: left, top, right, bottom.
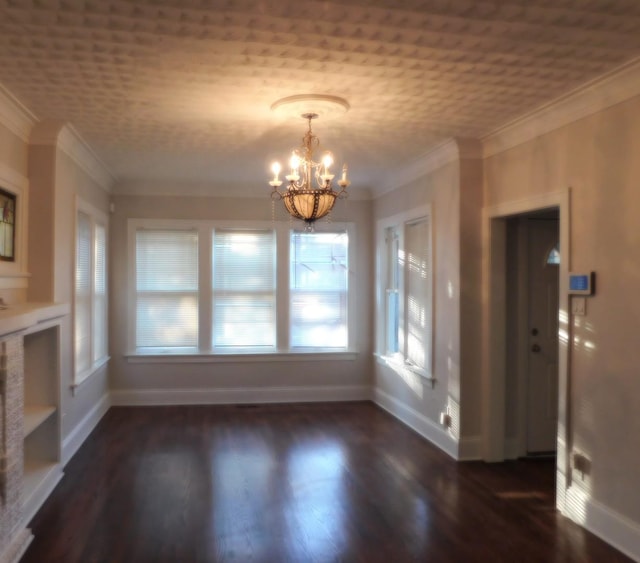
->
left=405, top=218, right=430, bottom=370
left=75, top=207, right=108, bottom=381
left=75, top=211, right=92, bottom=374
left=135, top=230, right=199, bottom=349
left=129, top=221, right=354, bottom=355
left=212, top=229, right=275, bottom=348
left=379, top=211, right=432, bottom=377
left=290, top=231, right=348, bottom=349
left=94, top=223, right=107, bottom=361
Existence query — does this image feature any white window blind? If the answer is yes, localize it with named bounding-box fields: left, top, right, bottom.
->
left=212, top=229, right=275, bottom=348
left=290, top=231, right=348, bottom=349
left=385, top=226, right=400, bottom=356
left=136, top=230, right=199, bottom=348
left=93, top=223, right=107, bottom=362
left=405, top=218, right=430, bottom=370
left=75, top=211, right=92, bottom=373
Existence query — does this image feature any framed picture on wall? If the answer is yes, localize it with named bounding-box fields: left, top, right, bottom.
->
left=0, top=188, right=16, bottom=262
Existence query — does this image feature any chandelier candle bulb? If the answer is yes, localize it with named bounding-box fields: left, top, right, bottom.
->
left=270, top=162, right=282, bottom=186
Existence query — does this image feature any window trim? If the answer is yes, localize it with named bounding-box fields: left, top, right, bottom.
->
left=127, top=218, right=357, bottom=359
left=375, top=205, right=434, bottom=382
left=73, top=197, right=110, bottom=387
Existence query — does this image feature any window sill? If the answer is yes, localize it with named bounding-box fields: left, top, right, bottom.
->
left=125, top=350, right=358, bottom=364
left=374, top=353, right=435, bottom=386
left=72, top=356, right=110, bottom=395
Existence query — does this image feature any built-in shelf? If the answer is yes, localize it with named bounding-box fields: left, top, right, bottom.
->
left=22, top=460, right=58, bottom=501
left=22, top=459, right=62, bottom=525
left=23, top=406, right=56, bottom=438
left=0, top=302, right=68, bottom=563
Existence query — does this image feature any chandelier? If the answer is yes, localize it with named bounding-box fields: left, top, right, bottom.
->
left=268, top=111, right=350, bottom=225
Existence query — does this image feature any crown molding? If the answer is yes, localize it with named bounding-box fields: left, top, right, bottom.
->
left=30, top=121, right=115, bottom=193
left=373, top=137, right=482, bottom=199
left=483, top=56, right=640, bottom=158
left=0, top=84, right=37, bottom=143
left=114, top=178, right=372, bottom=200
left=58, top=125, right=116, bottom=193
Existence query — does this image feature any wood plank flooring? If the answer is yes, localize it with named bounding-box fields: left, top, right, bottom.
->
left=22, top=402, right=631, bottom=562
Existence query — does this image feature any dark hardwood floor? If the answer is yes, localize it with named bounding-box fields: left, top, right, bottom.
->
left=22, top=402, right=630, bottom=563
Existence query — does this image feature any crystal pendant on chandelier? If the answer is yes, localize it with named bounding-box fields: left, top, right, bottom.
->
left=268, top=110, right=350, bottom=226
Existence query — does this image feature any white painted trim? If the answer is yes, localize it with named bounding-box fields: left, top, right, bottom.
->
left=483, top=57, right=640, bottom=157
left=29, top=121, right=115, bottom=192
left=57, top=125, right=115, bottom=192
left=458, top=435, right=482, bottom=461
left=110, top=385, right=371, bottom=406
left=61, top=393, right=111, bottom=465
left=21, top=465, right=63, bottom=529
left=374, top=138, right=481, bottom=199
left=373, top=387, right=458, bottom=460
left=0, top=83, right=37, bottom=142
left=0, top=527, right=32, bottom=563
left=565, top=486, right=640, bottom=563
left=126, top=351, right=358, bottom=363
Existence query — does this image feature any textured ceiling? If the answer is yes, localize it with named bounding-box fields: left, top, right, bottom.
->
left=1, top=0, right=640, bottom=192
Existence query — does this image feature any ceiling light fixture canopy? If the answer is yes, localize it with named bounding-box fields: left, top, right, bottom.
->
left=268, top=96, right=350, bottom=226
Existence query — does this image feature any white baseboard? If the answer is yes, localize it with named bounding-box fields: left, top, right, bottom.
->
left=110, top=385, right=371, bottom=406
left=565, top=486, right=640, bottom=562
left=0, top=528, right=32, bottom=563
left=458, top=435, right=483, bottom=461
left=373, top=387, right=459, bottom=459
left=61, top=393, right=111, bottom=466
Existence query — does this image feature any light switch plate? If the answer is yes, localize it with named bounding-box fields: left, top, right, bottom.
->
left=572, top=297, right=586, bottom=316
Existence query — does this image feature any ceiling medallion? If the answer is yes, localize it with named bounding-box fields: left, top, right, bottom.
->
left=268, top=95, right=350, bottom=227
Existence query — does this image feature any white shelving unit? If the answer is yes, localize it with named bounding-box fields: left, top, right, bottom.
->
left=0, top=302, right=68, bottom=563
left=22, top=318, right=64, bottom=525
left=23, top=406, right=56, bottom=438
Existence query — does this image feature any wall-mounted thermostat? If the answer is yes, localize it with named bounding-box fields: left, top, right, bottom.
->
left=569, top=272, right=595, bottom=295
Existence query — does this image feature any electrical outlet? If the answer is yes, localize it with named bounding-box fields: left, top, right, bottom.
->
left=439, top=412, right=452, bottom=428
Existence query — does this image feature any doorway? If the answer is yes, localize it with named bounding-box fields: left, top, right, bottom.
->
left=482, top=190, right=570, bottom=512
left=505, top=211, right=559, bottom=458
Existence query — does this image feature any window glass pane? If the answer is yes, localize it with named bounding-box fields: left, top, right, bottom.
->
left=136, top=294, right=198, bottom=348
left=386, top=226, right=400, bottom=355
left=290, top=231, right=348, bottom=349
left=136, top=230, right=198, bottom=291
left=136, top=230, right=199, bottom=348
left=405, top=219, right=430, bottom=369
left=547, top=243, right=560, bottom=265
left=75, top=211, right=92, bottom=372
left=212, top=229, right=275, bottom=348
left=93, top=223, right=107, bottom=361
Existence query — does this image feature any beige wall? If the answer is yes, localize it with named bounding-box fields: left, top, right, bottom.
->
left=109, top=193, right=373, bottom=396
left=0, top=123, right=27, bottom=177
left=373, top=160, right=462, bottom=442
left=458, top=156, right=484, bottom=438
left=27, top=127, right=110, bottom=445
left=0, top=123, right=30, bottom=303
left=484, top=95, right=640, bottom=524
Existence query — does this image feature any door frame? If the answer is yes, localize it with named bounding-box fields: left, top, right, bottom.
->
left=481, top=189, right=571, bottom=512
